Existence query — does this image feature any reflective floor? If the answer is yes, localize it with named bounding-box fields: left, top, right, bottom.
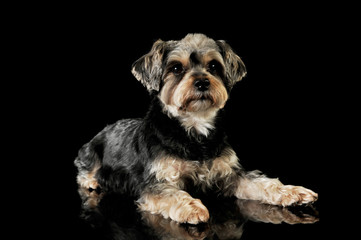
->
left=72, top=187, right=320, bottom=240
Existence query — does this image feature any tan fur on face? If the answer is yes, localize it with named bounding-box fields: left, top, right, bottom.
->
left=157, top=37, right=229, bottom=136
left=159, top=49, right=228, bottom=113
left=159, top=70, right=228, bottom=136
left=173, top=73, right=228, bottom=112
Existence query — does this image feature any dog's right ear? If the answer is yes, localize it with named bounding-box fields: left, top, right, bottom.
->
left=131, top=39, right=167, bottom=92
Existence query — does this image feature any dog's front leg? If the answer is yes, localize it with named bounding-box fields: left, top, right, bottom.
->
left=234, top=171, right=318, bottom=206
left=137, top=184, right=209, bottom=224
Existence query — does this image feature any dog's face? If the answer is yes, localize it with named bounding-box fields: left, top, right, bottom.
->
left=132, top=33, right=246, bottom=120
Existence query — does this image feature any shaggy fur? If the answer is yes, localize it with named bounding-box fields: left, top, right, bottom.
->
left=74, top=33, right=318, bottom=224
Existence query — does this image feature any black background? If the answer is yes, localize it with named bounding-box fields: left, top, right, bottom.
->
left=11, top=2, right=340, bottom=239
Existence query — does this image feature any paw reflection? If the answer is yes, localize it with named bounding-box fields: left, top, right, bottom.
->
left=78, top=188, right=319, bottom=239
left=236, top=199, right=319, bottom=225
left=142, top=212, right=210, bottom=239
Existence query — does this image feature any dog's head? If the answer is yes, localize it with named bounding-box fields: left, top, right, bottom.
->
left=132, top=34, right=246, bottom=134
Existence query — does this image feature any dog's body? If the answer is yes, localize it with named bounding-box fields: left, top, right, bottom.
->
left=75, top=34, right=317, bottom=224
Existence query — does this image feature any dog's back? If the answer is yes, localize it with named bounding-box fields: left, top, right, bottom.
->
left=75, top=118, right=146, bottom=195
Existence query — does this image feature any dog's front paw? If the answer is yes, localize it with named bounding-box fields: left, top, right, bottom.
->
left=279, top=185, right=318, bottom=206
left=171, top=199, right=210, bottom=224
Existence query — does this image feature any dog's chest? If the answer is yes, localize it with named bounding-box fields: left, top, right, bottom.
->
left=149, top=148, right=240, bottom=188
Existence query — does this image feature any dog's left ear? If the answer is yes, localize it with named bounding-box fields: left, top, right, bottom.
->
left=131, top=39, right=167, bottom=92
left=216, top=40, right=247, bottom=87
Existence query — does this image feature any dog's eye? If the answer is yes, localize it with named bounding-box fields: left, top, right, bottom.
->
left=207, top=60, right=222, bottom=74
left=171, top=63, right=184, bottom=75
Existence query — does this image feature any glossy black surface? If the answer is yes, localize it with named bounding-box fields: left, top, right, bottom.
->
left=27, top=5, right=328, bottom=239
left=69, top=188, right=319, bottom=240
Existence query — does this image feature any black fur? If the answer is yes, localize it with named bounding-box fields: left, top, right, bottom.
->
left=75, top=96, right=230, bottom=197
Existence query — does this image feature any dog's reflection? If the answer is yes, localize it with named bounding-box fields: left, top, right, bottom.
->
left=78, top=186, right=319, bottom=240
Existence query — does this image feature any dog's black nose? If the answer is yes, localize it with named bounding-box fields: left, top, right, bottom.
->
left=194, top=79, right=210, bottom=91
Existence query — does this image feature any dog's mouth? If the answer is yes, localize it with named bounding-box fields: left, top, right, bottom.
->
left=179, top=93, right=215, bottom=111
left=188, top=93, right=214, bottom=103
left=199, top=95, right=209, bottom=100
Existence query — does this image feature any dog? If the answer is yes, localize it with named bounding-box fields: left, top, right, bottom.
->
left=74, top=33, right=318, bottom=224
